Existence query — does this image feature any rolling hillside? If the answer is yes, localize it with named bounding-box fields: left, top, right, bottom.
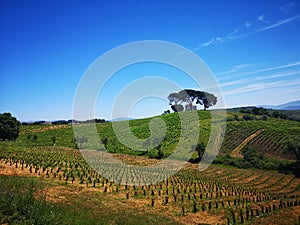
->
left=16, top=110, right=300, bottom=162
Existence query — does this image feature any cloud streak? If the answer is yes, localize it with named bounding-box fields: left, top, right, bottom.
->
left=255, top=14, right=300, bottom=33
left=217, top=64, right=252, bottom=75
left=198, top=37, right=224, bottom=48
left=218, top=61, right=300, bottom=80
left=197, top=4, right=300, bottom=49
left=217, top=61, right=300, bottom=98
left=223, top=79, right=300, bottom=96
left=220, top=70, right=300, bottom=88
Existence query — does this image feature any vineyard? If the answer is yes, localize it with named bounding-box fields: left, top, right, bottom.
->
left=0, top=110, right=300, bottom=224
left=220, top=117, right=300, bottom=160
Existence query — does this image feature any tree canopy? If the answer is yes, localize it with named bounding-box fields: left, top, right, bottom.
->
left=0, top=113, right=21, bottom=141
left=168, top=89, right=217, bottom=112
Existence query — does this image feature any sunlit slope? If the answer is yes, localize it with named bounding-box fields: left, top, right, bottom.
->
left=16, top=110, right=300, bottom=161
left=221, top=115, right=300, bottom=160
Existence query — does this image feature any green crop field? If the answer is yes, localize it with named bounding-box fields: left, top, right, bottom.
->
left=0, top=110, right=300, bottom=224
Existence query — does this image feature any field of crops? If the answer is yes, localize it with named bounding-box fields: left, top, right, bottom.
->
left=0, top=144, right=299, bottom=224
left=15, top=111, right=300, bottom=161
left=219, top=116, right=300, bottom=160
left=1, top=110, right=300, bottom=224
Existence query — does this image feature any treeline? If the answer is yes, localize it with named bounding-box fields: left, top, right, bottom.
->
left=21, top=118, right=106, bottom=125
left=234, top=107, right=300, bottom=122
left=240, top=107, right=288, bottom=119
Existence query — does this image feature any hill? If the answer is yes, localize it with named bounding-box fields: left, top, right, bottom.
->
left=260, top=100, right=300, bottom=110
left=16, top=110, right=300, bottom=163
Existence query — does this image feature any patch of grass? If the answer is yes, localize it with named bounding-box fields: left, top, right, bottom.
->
left=0, top=175, right=66, bottom=224
left=0, top=175, right=182, bottom=225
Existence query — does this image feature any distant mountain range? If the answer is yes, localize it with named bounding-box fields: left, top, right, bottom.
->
left=259, top=100, right=300, bottom=110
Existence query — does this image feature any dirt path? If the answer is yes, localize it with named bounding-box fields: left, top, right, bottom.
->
left=231, top=129, right=266, bottom=158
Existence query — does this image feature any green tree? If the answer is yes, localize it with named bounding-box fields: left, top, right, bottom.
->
left=0, top=113, right=21, bottom=141
left=168, top=89, right=217, bottom=111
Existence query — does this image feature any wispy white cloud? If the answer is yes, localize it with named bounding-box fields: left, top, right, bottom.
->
left=194, top=37, right=224, bottom=49
left=257, top=14, right=269, bottom=24
left=204, top=62, right=300, bottom=92
left=223, top=79, right=300, bottom=96
left=245, top=21, right=252, bottom=27
left=223, top=81, right=281, bottom=95
left=228, top=14, right=300, bottom=40
left=199, top=38, right=215, bottom=47
left=255, top=14, right=300, bottom=32
left=217, top=64, right=252, bottom=75
left=197, top=3, right=300, bottom=49
left=220, top=70, right=300, bottom=87
left=218, top=61, right=300, bottom=97
left=219, top=61, right=300, bottom=80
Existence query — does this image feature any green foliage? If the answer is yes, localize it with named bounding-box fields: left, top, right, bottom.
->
left=221, top=116, right=300, bottom=160
left=214, top=148, right=294, bottom=174
left=0, top=113, right=20, bottom=141
left=0, top=176, right=63, bottom=224
left=7, top=110, right=300, bottom=171
left=242, top=114, right=255, bottom=121
left=192, top=142, right=206, bottom=162
left=284, top=138, right=300, bottom=160
left=251, top=107, right=269, bottom=115
left=168, top=89, right=217, bottom=111
left=235, top=107, right=300, bottom=122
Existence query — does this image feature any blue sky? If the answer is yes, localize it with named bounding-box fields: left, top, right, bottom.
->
left=1, top=0, right=300, bottom=121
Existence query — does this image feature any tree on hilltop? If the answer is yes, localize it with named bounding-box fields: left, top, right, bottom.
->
left=168, top=89, right=217, bottom=112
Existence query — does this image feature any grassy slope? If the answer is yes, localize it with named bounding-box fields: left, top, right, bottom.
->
left=16, top=110, right=300, bottom=161
left=0, top=175, right=182, bottom=225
